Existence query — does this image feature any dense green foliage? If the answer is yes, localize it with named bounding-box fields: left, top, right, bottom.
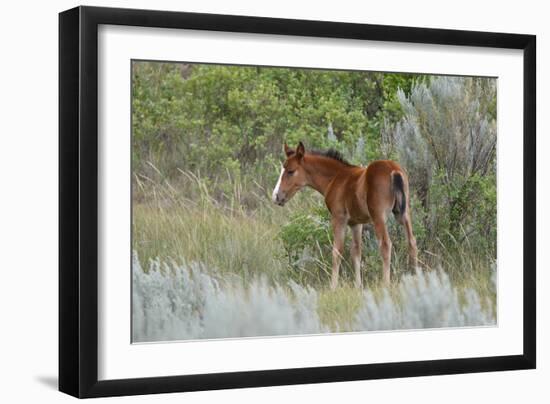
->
left=133, top=63, right=419, bottom=177
left=132, top=61, right=497, bottom=290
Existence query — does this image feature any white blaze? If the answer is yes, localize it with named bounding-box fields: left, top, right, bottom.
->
left=272, top=166, right=285, bottom=202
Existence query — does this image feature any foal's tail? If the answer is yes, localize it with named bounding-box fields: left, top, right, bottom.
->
left=391, top=171, right=407, bottom=222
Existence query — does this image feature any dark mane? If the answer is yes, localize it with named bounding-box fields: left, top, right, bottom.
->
left=309, top=149, right=352, bottom=166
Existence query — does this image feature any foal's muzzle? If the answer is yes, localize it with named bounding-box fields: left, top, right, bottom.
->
left=273, top=194, right=286, bottom=206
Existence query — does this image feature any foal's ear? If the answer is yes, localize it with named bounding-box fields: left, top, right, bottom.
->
left=284, top=143, right=293, bottom=157
left=296, top=142, right=305, bottom=159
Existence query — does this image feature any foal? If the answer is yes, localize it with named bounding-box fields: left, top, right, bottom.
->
left=272, top=142, right=417, bottom=289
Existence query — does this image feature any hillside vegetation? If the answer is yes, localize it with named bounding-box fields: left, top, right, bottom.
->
left=132, top=62, right=497, bottom=340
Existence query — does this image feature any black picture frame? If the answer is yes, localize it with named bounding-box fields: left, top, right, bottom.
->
left=59, top=5, right=536, bottom=398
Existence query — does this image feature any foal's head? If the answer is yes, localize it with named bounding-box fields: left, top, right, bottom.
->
left=272, top=142, right=308, bottom=206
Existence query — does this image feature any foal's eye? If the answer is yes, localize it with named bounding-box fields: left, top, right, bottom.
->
left=287, top=170, right=295, bottom=176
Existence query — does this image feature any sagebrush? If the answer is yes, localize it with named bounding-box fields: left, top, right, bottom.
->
left=132, top=256, right=495, bottom=342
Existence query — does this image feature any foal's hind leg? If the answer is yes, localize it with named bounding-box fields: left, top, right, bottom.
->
left=395, top=211, right=418, bottom=270
left=402, top=212, right=418, bottom=269
left=372, top=214, right=392, bottom=285
left=350, top=224, right=363, bottom=289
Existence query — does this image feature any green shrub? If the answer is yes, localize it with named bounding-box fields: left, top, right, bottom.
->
left=278, top=202, right=332, bottom=268
left=131, top=62, right=420, bottom=191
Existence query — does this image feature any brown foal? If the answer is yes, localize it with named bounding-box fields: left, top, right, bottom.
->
left=272, top=142, right=418, bottom=289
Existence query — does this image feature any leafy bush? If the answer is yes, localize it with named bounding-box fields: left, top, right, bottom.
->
left=278, top=201, right=332, bottom=268
left=131, top=62, right=420, bottom=186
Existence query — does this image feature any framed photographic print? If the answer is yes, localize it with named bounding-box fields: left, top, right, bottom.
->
left=59, top=5, right=536, bottom=398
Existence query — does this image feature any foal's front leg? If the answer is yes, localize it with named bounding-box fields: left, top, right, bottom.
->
left=330, top=217, right=346, bottom=290
left=351, top=224, right=363, bottom=289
